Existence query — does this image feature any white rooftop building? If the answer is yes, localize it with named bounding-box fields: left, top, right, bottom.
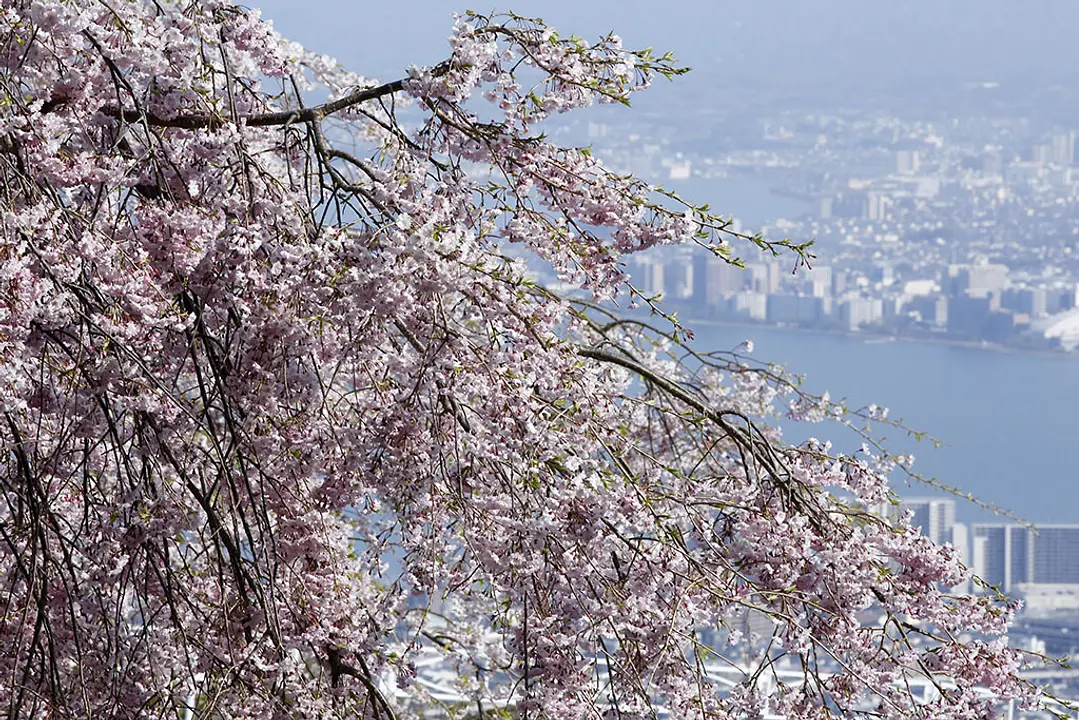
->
left=1029, top=308, right=1079, bottom=350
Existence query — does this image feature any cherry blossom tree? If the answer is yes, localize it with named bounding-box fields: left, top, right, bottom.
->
left=0, top=2, right=1050, bottom=718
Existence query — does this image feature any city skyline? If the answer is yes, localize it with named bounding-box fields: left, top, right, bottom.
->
left=568, top=116, right=1079, bottom=354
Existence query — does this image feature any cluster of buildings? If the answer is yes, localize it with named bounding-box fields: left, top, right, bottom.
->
left=625, top=247, right=1079, bottom=351
left=566, top=110, right=1079, bottom=353
left=899, top=497, right=1079, bottom=661
left=901, top=497, right=1079, bottom=595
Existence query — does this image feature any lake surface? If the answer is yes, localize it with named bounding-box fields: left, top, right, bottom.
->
left=663, top=173, right=813, bottom=229
left=689, top=322, right=1079, bottom=526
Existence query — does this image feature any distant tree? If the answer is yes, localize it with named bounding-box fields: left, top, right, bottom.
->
left=0, top=2, right=1045, bottom=718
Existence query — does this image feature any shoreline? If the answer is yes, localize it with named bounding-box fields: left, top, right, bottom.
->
left=681, top=316, right=1079, bottom=362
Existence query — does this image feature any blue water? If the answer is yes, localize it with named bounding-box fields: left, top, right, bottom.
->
left=663, top=174, right=813, bottom=230
left=689, top=323, right=1079, bottom=526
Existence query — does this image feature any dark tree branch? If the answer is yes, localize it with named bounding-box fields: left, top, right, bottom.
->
left=98, top=61, right=451, bottom=130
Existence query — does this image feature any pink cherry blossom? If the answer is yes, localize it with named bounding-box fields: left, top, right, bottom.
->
left=0, top=3, right=1050, bottom=719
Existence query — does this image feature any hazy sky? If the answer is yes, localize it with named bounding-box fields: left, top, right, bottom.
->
left=251, top=1, right=1079, bottom=100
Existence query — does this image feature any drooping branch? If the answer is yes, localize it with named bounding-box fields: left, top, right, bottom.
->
left=98, top=61, right=450, bottom=130
left=577, top=344, right=831, bottom=534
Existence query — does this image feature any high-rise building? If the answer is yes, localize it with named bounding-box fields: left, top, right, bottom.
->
left=1033, top=143, right=1054, bottom=167
left=766, top=295, right=829, bottom=326
left=1051, top=131, right=1076, bottom=167
left=1003, top=287, right=1048, bottom=318
left=705, top=259, right=746, bottom=303
left=732, top=291, right=768, bottom=321
left=952, top=523, right=969, bottom=566
left=896, top=149, right=920, bottom=175
left=972, top=524, right=1028, bottom=594
left=947, top=292, right=996, bottom=339
left=627, top=257, right=664, bottom=297
left=952, top=522, right=970, bottom=595
left=838, top=296, right=884, bottom=331
left=663, top=259, right=693, bottom=300
left=1009, top=527, right=1031, bottom=591
left=1030, top=526, right=1079, bottom=584
left=947, top=260, right=1009, bottom=297
left=866, top=191, right=892, bottom=220
left=972, top=524, right=1079, bottom=593
left=746, top=262, right=781, bottom=295
left=902, top=498, right=956, bottom=548
left=802, top=265, right=833, bottom=298
left=692, top=253, right=710, bottom=307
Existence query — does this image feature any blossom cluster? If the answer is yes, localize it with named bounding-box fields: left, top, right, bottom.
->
left=0, top=2, right=1045, bottom=719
